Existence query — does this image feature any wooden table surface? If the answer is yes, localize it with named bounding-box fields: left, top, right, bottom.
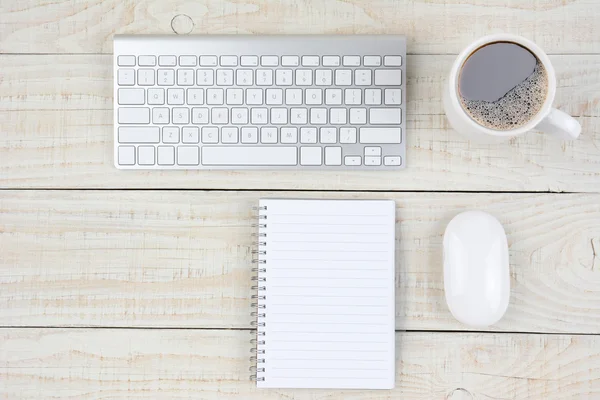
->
left=1, top=1, right=599, bottom=398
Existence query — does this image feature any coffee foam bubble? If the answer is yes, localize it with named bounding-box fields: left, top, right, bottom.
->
left=459, top=62, right=548, bottom=130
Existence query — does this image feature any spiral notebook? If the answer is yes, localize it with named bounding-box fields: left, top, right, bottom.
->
left=252, top=199, right=396, bottom=389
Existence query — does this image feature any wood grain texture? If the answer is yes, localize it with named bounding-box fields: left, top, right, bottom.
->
left=1, top=190, right=599, bottom=333
left=2, top=0, right=600, bottom=55
left=1, top=55, right=599, bottom=191
left=1, top=328, right=599, bottom=399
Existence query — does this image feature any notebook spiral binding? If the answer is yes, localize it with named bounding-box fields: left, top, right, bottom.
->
left=250, top=205, right=268, bottom=382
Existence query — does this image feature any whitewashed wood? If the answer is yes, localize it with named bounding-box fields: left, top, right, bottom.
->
left=1, top=0, right=600, bottom=54
left=1, top=190, right=599, bottom=333
left=1, top=328, right=599, bottom=399
left=1, top=55, right=599, bottom=191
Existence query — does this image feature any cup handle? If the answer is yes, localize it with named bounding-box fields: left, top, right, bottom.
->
left=535, top=108, right=581, bottom=140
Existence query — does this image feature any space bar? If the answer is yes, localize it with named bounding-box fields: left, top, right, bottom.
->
left=202, top=146, right=298, bottom=166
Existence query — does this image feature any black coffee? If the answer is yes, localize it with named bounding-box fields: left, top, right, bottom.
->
left=458, top=42, right=548, bottom=130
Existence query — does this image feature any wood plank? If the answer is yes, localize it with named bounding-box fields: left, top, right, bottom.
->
left=2, top=0, right=600, bottom=54
left=1, top=190, right=599, bottom=333
left=1, top=54, right=599, bottom=191
left=1, top=328, right=599, bottom=399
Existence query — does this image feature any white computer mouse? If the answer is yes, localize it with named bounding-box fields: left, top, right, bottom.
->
left=443, top=211, right=510, bottom=327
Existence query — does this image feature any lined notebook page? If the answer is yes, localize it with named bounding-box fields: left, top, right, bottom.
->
left=257, top=199, right=395, bottom=389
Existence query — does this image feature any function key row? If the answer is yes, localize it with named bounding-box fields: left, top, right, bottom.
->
left=117, top=55, right=403, bottom=68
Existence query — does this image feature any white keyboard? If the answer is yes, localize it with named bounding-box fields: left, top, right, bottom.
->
left=113, top=35, right=406, bottom=169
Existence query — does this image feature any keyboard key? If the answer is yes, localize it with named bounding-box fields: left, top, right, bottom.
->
left=340, top=127, right=357, bottom=144
left=220, top=56, right=238, bottom=66
left=222, top=127, right=239, bottom=143
left=325, top=88, right=342, bottom=105
left=302, top=56, right=319, bottom=66
left=157, top=69, right=175, bottom=86
left=266, top=88, right=283, bottom=105
left=117, top=69, right=135, bottom=85
left=305, top=88, right=323, bottom=105
left=197, top=69, right=214, bottom=85
left=359, top=127, right=402, bottom=143
left=177, top=69, right=194, bottom=85
left=157, top=146, right=175, bottom=165
left=295, top=69, right=312, bottom=86
left=256, top=69, right=273, bottom=86
left=162, top=127, right=179, bottom=143
left=152, top=108, right=169, bottom=124
left=355, top=69, right=372, bottom=86
left=118, top=127, right=159, bottom=143
left=148, top=88, right=165, bottom=105
left=384, top=88, right=402, bottom=105
left=241, top=127, right=259, bottom=143
left=251, top=108, right=268, bottom=124
left=241, top=55, right=259, bottom=66
left=335, top=69, right=352, bottom=85
left=322, top=56, right=340, bottom=67
left=211, top=108, right=229, bottom=124
left=226, top=88, right=244, bottom=105
left=374, top=69, right=402, bottom=85
left=172, top=108, right=190, bottom=124
left=167, top=88, right=185, bottom=105
left=370, top=108, right=402, bottom=124
left=329, top=108, right=347, bottom=124
left=315, top=69, right=332, bottom=86
left=364, top=146, right=382, bottom=156
left=344, top=155, right=361, bottom=166
left=285, top=88, right=302, bottom=105
left=200, top=56, right=217, bottom=66
left=261, top=127, right=278, bottom=143
left=187, top=88, right=204, bottom=105
left=365, top=156, right=382, bottom=166
left=270, top=108, right=288, bottom=125
left=217, top=69, right=234, bottom=86
left=246, top=88, right=263, bottom=105
left=365, top=88, right=382, bottom=105
left=232, top=108, right=249, bottom=124
left=179, top=55, right=197, bottom=66
left=182, top=127, right=200, bottom=144
left=350, top=108, right=367, bottom=124
left=261, top=56, right=279, bottom=66
left=138, top=146, right=155, bottom=165
left=290, top=108, right=307, bottom=124
left=236, top=69, right=253, bottom=86
left=320, top=127, right=336, bottom=144
left=206, top=88, right=224, bottom=105
left=325, top=147, right=342, bottom=165
left=300, top=127, right=317, bottom=144
left=118, top=107, right=150, bottom=124
left=276, top=69, right=293, bottom=86
left=118, top=88, right=145, bottom=105
left=159, top=55, right=177, bottom=66
left=300, top=147, right=322, bottom=165
left=118, top=146, right=135, bottom=165
left=344, top=88, right=361, bottom=105
left=384, top=55, right=403, bottom=66
left=117, top=55, right=136, bottom=66
left=384, top=156, right=402, bottom=166
left=364, top=56, right=381, bottom=66
left=281, top=127, right=298, bottom=143
left=192, top=108, right=209, bottom=124
left=202, top=146, right=297, bottom=166
left=282, top=56, right=299, bottom=66
left=342, top=56, right=360, bottom=66
left=202, top=127, right=219, bottom=143
left=138, top=55, right=156, bottom=66
left=178, top=146, right=200, bottom=165
left=138, top=69, right=155, bottom=86
left=310, top=108, right=327, bottom=125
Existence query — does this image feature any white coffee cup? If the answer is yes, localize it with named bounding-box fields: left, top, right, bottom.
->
left=443, top=34, right=581, bottom=142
